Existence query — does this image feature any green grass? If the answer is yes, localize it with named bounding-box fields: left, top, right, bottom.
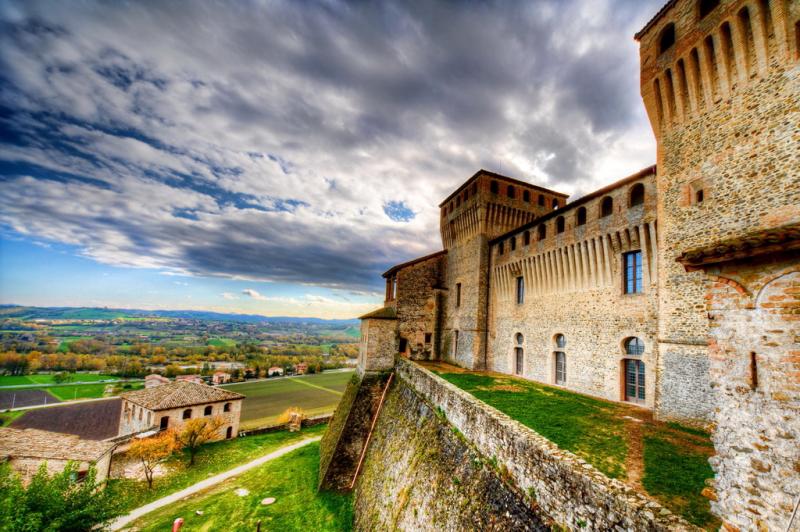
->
left=108, top=425, right=329, bottom=514
left=435, top=369, right=718, bottom=529
left=222, top=371, right=354, bottom=430
left=0, top=410, right=25, bottom=426
left=129, top=441, right=352, bottom=532
left=437, top=372, right=628, bottom=479
left=10, top=381, right=143, bottom=401
left=0, top=373, right=120, bottom=387
left=207, top=337, right=237, bottom=347
left=642, top=430, right=718, bottom=528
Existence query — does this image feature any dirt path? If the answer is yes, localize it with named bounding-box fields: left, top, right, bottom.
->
left=108, top=436, right=321, bottom=531
left=623, top=417, right=645, bottom=490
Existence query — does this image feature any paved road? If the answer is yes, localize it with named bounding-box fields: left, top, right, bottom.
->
left=108, top=436, right=322, bottom=531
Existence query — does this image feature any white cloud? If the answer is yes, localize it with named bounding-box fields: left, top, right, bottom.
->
left=221, top=292, right=239, bottom=300
left=241, top=288, right=267, bottom=301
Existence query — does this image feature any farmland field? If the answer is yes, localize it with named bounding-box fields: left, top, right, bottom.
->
left=0, top=389, right=60, bottom=409
left=0, top=373, right=120, bottom=386
left=223, top=370, right=354, bottom=429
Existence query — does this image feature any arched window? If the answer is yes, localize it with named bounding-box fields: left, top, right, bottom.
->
left=699, top=0, right=719, bottom=19
left=490, top=180, right=499, bottom=194
left=463, top=189, right=468, bottom=201
left=160, top=416, right=169, bottom=430
left=629, top=183, right=645, bottom=207
left=556, top=216, right=565, bottom=234
left=510, top=236, right=517, bottom=251
left=204, top=405, right=213, bottom=416
left=537, top=224, right=546, bottom=240
left=507, top=185, right=516, bottom=199
left=183, top=409, right=192, bottom=420
left=659, top=23, right=676, bottom=55
left=554, top=352, right=566, bottom=385
left=514, top=334, right=524, bottom=375
left=624, top=337, right=645, bottom=355
left=523, top=230, right=530, bottom=246
left=552, top=198, right=559, bottom=210
left=515, top=333, right=524, bottom=345
left=471, top=183, right=478, bottom=195
left=600, top=196, right=613, bottom=217
left=555, top=334, right=566, bottom=348
left=456, top=196, right=461, bottom=207
left=498, top=241, right=505, bottom=255
left=223, top=403, right=231, bottom=413
left=576, top=206, right=587, bottom=226
left=523, top=190, right=530, bottom=202
left=538, top=194, right=545, bottom=206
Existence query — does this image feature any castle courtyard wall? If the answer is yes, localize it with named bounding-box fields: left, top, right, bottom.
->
left=392, top=253, right=446, bottom=361
left=487, top=171, right=670, bottom=411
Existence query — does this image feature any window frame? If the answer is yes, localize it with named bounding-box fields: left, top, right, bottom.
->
left=623, top=251, right=644, bottom=294
left=455, top=282, right=462, bottom=307
left=516, top=276, right=524, bottom=305
left=554, top=351, right=566, bottom=385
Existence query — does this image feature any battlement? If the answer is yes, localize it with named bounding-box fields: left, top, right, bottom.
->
left=439, top=169, right=567, bottom=248
left=637, top=0, right=799, bottom=135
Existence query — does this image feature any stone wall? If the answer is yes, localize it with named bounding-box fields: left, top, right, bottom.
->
left=703, top=256, right=800, bottom=531
left=358, top=317, right=397, bottom=373
left=357, top=359, right=695, bottom=531
left=9, top=453, right=113, bottom=486
left=637, top=0, right=800, bottom=424
left=394, top=253, right=446, bottom=361
left=119, top=399, right=242, bottom=440
left=487, top=170, right=668, bottom=411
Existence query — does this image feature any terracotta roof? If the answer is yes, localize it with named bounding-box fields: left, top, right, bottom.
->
left=439, top=169, right=569, bottom=207
left=359, top=306, right=397, bottom=320
left=676, top=223, right=800, bottom=270
left=383, top=250, right=446, bottom=278
left=0, top=428, right=114, bottom=462
left=634, top=0, right=678, bottom=41
left=121, top=381, right=244, bottom=411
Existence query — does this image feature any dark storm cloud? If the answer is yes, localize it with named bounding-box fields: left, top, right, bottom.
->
left=0, top=0, right=662, bottom=291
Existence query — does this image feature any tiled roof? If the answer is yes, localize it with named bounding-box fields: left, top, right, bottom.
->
left=358, top=306, right=397, bottom=320
left=121, top=381, right=244, bottom=411
left=0, top=428, right=114, bottom=461
left=676, top=223, right=800, bottom=270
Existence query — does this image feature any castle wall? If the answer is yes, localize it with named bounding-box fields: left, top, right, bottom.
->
left=704, top=256, right=800, bottom=531
left=487, top=171, right=670, bottom=411
left=358, top=318, right=396, bottom=373
left=351, top=359, right=696, bottom=531
left=393, top=253, right=446, bottom=361
left=638, top=0, right=800, bottom=426
left=441, top=172, right=566, bottom=370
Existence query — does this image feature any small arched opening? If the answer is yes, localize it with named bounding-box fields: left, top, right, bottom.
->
left=600, top=196, right=614, bottom=217
left=629, top=183, right=645, bottom=207
left=659, top=23, right=676, bottom=55
left=576, top=206, right=587, bottom=226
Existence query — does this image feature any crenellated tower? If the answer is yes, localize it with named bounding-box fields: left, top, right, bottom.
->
left=636, top=1, right=799, bottom=529
left=438, top=170, right=567, bottom=368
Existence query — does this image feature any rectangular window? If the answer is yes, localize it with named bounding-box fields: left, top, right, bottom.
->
left=516, top=276, right=524, bottom=304
left=453, top=330, right=459, bottom=356
left=424, top=333, right=432, bottom=344
left=624, top=251, right=643, bottom=294
left=456, top=283, right=462, bottom=307
left=515, top=347, right=524, bottom=375
left=555, top=352, right=566, bottom=385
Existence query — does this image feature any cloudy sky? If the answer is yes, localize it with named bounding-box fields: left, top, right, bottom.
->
left=0, top=0, right=661, bottom=319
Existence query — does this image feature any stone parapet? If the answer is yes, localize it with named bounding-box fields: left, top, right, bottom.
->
left=395, top=358, right=697, bottom=531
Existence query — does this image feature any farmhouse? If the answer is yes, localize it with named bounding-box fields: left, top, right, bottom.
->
left=212, top=371, right=231, bottom=384
left=0, top=428, right=115, bottom=485
left=144, top=374, right=170, bottom=388
left=175, top=374, right=204, bottom=384
left=268, top=366, right=284, bottom=376
left=118, top=381, right=244, bottom=440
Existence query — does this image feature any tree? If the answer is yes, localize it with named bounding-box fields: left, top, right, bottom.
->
left=52, top=371, right=73, bottom=384
left=128, top=431, right=178, bottom=489
left=176, top=416, right=225, bottom=466
left=0, top=461, right=121, bottom=531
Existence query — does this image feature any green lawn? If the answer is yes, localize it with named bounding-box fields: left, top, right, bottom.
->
left=128, top=442, right=352, bottom=532
left=435, top=369, right=718, bottom=529
left=9, top=381, right=143, bottom=401
left=0, top=373, right=120, bottom=387
left=108, top=425, right=329, bottom=513
left=207, top=337, right=237, bottom=347
left=0, top=410, right=25, bottom=426
left=222, top=371, right=353, bottom=430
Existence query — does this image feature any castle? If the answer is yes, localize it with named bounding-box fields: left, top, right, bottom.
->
left=336, top=0, right=799, bottom=529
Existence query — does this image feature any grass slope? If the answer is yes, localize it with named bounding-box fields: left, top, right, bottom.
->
left=108, top=425, right=328, bottom=513
left=0, top=373, right=119, bottom=386
left=436, top=370, right=718, bottom=529
left=128, top=441, right=353, bottom=531
left=223, top=371, right=353, bottom=430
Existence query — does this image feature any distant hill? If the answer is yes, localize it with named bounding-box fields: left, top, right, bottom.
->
left=0, top=305, right=359, bottom=325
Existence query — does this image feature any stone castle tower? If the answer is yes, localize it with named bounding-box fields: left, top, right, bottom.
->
left=439, top=171, right=567, bottom=369
left=636, top=0, right=799, bottom=528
